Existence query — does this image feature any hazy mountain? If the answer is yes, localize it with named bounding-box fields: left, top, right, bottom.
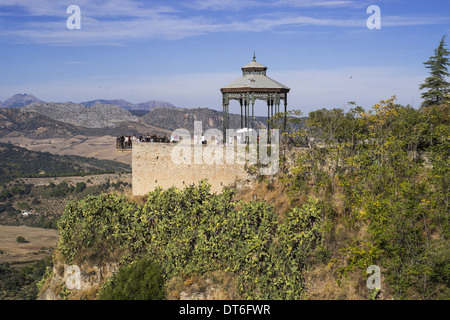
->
left=79, top=99, right=135, bottom=109
left=80, top=99, right=176, bottom=111
left=1, top=94, right=42, bottom=108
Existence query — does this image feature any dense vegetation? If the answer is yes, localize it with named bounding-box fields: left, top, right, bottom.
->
left=0, top=142, right=130, bottom=185
left=278, top=97, right=449, bottom=299
left=0, top=258, right=52, bottom=300
left=0, top=178, right=130, bottom=228
left=57, top=181, right=326, bottom=300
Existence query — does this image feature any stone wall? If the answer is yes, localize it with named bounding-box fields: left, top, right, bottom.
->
left=132, top=142, right=248, bottom=196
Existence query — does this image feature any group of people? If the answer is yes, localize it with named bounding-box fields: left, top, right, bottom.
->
left=116, top=133, right=175, bottom=149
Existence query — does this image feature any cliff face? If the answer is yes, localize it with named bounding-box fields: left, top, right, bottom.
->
left=38, top=256, right=119, bottom=300
left=37, top=256, right=240, bottom=300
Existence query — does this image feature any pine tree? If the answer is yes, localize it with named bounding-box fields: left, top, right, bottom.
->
left=419, top=35, right=450, bottom=107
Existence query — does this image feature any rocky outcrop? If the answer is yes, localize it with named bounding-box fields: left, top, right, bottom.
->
left=38, top=257, right=119, bottom=300
left=133, top=100, right=176, bottom=111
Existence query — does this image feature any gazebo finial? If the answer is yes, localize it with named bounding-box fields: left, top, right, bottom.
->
left=252, top=51, right=256, bottom=61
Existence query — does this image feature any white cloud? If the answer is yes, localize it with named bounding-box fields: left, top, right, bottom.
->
left=185, top=0, right=361, bottom=11
left=1, top=0, right=449, bottom=45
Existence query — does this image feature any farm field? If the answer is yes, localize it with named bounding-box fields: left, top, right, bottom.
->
left=0, top=225, right=59, bottom=266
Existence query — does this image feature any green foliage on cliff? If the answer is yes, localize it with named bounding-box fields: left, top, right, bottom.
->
left=283, top=98, right=450, bottom=299
left=58, top=181, right=326, bottom=300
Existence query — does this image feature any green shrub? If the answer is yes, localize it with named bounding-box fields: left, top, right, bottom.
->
left=75, top=182, right=86, bottom=193
left=98, top=257, right=165, bottom=300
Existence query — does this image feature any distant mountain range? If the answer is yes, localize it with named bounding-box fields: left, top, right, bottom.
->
left=0, top=94, right=176, bottom=111
left=0, top=93, right=272, bottom=138
left=80, top=99, right=176, bottom=111
left=21, top=102, right=139, bottom=129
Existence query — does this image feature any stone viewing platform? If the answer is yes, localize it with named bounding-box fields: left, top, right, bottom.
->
left=131, top=142, right=249, bottom=196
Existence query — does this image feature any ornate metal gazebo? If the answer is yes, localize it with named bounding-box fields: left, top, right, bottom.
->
left=220, top=53, right=290, bottom=139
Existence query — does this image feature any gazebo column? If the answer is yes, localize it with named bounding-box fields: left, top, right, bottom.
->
left=244, top=99, right=248, bottom=128
left=239, top=98, right=243, bottom=129
left=223, top=103, right=228, bottom=141
left=247, top=101, right=250, bottom=129
left=222, top=93, right=229, bottom=143
left=250, top=93, right=255, bottom=129
left=270, top=98, right=274, bottom=121
left=251, top=101, right=255, bottom=128
left=284, top=94, right=288, bottom=132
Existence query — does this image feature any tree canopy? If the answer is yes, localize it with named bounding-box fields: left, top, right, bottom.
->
left=420, top=35, right=450, bottom=107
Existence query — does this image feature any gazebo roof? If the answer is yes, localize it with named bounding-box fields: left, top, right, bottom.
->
left=221, top=54, right=290, bottom=93
left=221, top=74, right=290, bottom=91
left=241, top=59, right=267, bottom=70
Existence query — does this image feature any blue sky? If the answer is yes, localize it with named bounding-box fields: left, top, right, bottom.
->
left=0, top=0, right=449, bottom=116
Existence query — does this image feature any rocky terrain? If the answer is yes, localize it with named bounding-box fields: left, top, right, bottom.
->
left=0, top=108, right=83, bottom=139
left=21, top=102, right=139, bottom=128
left=80, top=99, right=176, bottom=111
left=142, top=107, right=267, bottom=131
left=132, top=100, right=176, bottom=111
left=79, top=99, right=135, bottom=109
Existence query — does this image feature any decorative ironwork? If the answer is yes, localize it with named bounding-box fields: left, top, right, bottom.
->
left=220, top=54, right=291, bottom=140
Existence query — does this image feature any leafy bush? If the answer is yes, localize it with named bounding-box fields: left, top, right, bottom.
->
left=75, top=182, right=86, bottom=193
left=58, top=193, right=143, bottom=263
left=98, top=257, right=165, bottom=300
left=50, top=182, right=74, bottom=197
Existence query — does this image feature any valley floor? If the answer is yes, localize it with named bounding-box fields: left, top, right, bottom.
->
left=0, top=225, right=58, bottom=266
left=0, top=135, right=132, bottom=165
